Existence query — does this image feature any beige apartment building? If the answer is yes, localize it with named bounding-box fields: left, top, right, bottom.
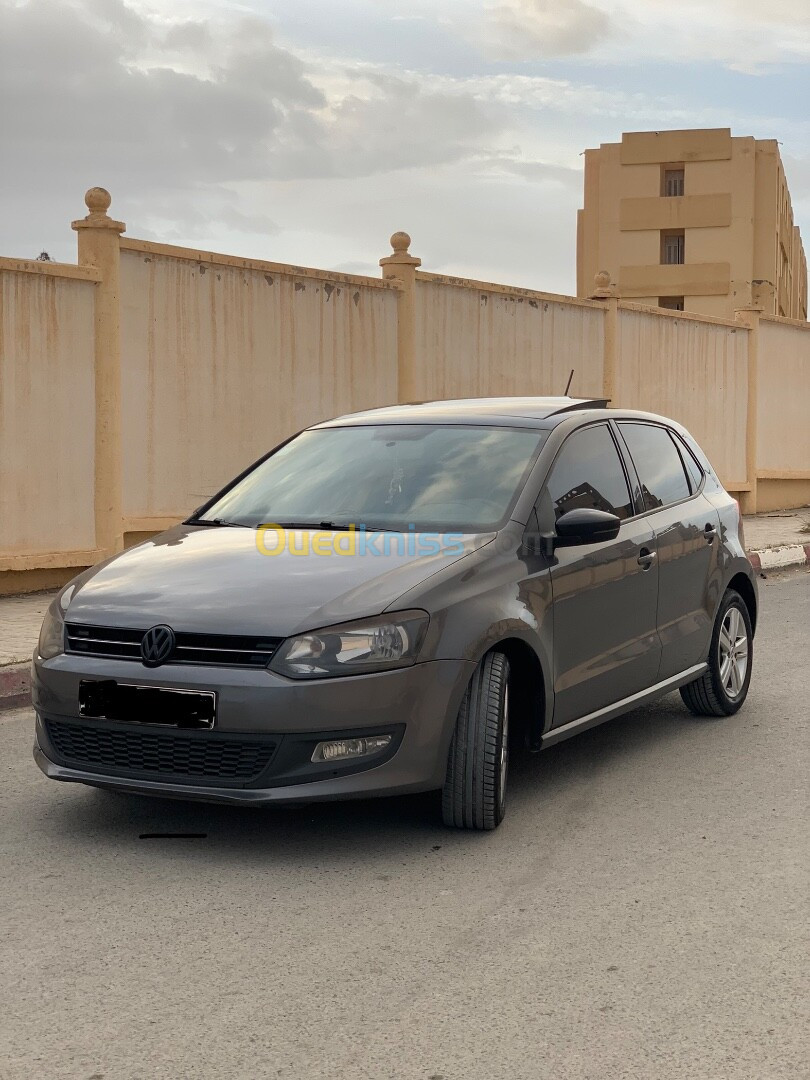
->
left=577, top=128, right=808, bottom=321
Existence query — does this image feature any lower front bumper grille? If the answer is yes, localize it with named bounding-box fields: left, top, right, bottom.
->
left=44, top=719, right=277, bottom=785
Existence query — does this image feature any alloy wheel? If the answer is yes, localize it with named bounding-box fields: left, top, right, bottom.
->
left=718, top=605, right=748, bottom=699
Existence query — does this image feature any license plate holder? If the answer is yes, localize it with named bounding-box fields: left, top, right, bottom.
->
left=78, top=680, right=216, bottom=729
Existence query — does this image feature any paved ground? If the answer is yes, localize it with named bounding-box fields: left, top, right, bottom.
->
left=1, top=572, right=807, bottom=1080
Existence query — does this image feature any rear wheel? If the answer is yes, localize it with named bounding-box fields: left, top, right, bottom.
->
left=680, top=589, right=753, bottom=717
left=442, top=651, right=510, bottom=830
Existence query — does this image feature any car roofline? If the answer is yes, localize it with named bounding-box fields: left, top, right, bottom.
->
left=312, top=397, right=612, bottom=430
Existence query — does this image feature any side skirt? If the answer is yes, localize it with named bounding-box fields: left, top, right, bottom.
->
left=541, top=663, right=708, bottom=749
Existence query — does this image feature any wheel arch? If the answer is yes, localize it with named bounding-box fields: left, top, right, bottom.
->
left=727, top=571, right=758, bottom=636
left=483, top=636, right=548, bottom=751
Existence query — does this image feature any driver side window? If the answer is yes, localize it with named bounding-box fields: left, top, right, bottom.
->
left=538, top=424, right=634, bottom=529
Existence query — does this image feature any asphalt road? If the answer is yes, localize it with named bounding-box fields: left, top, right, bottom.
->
left=2, top=571, right=808, bottom=1080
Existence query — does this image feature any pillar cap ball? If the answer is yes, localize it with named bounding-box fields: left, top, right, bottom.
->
left=594, top=270, right=611, bottom=289
left=390, top=231, right=412, bottom=254
left=85, top=187, right=112, bottom=213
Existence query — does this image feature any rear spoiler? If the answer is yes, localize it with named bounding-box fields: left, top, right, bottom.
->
left=550, top=398, right=610, bottom=414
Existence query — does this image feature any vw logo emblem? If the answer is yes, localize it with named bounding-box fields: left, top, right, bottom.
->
left=141, top=624, right=176, bottom=667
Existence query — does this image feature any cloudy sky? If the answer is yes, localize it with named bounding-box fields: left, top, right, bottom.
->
left=1, top=0, right=808, bottom=292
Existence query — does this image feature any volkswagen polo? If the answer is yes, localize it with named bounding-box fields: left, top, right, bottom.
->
left=33, top=397, right=756, bottom=829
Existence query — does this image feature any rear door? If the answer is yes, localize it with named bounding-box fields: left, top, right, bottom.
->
left=534, top=423, right=661, bottom=728
left=615, top=421, right=722, bottom=679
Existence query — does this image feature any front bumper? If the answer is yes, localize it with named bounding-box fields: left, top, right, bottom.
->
left=32, top=654, right=475, bottom=804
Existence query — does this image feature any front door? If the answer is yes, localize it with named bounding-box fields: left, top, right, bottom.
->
left=536, top=423, right=661, bottom=728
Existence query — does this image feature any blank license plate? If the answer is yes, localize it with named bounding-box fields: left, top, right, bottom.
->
left=78, top=680, right=216, bottom=729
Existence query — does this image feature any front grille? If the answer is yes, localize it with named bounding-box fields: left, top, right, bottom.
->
left=45, top=719, right=277, bottom=783
left=66, top=624, right=283, bottom=667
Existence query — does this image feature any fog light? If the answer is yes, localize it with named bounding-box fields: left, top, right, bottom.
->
left=311, top=734, right=392, bottom=763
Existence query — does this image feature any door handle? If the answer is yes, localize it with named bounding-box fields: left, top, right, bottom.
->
left=637, top=548, right=657, bottom=569
left=704, top=522, right=717, bottom=542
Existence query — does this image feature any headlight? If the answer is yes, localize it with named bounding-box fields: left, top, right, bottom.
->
left=38, top=603, right=65, bottom=660
left=269, top=611, right=429, bottom=679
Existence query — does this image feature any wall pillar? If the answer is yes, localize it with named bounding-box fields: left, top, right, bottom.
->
left=590, top=271, right=619, bottom=403
left=735, top=304, right=762, bottom=515
left=380, top=232, right=421, bottom=402
left=72, top=188, right=125, bottom=554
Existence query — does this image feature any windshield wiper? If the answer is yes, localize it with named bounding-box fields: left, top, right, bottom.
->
left=189, top=517, right=250, bottom=528
left=268, top=520, right=358, bottom=531
left=193, top=518, right=398, bottom=531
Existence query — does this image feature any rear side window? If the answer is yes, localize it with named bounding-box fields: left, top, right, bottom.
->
left=544, top=424, right=633, bottom=522
left=673, top=433, right=704, bottom=493
left=618, top=423, right=690, bottom=510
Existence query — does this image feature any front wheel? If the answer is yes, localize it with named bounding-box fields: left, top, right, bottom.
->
left=442, top=651, right=510, bottom=830
left=680, top=589, right=753, bottom=717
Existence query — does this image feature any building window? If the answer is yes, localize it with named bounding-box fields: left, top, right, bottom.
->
left=661, top=230, right=685, bottom=265
left=661, top=166, right=685, bottom=197
left=659, top=297, right=684, bottom=311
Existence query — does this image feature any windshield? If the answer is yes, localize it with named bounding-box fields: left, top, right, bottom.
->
left=198, top=424, right=547, bottom=532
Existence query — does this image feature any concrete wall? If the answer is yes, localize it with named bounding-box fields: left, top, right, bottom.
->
left=0, top=189, right=808, bottom=592
left=755, top=315, right=810, bottom=510
left=615, top=304, right=749, bottom=487
left=0, top=261, right=99, bottom=567
left=119, top=240, right=399, bottom=525
left=413, top=274, right=605, bottom=401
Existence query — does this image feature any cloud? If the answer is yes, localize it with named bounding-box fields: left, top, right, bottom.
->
left=446, top=0, right=810, bottom=69
left=0, top=0, right=806, bottom=292
left=486, top=159, right=582, bottom=185
left=484, top=0, right=613, bottom=59
left=0, top=0, right=499, bottom=190
left=323, top=72, right=501, bottom=175
left=0, top=0, right=501, bottom=257
left=593, top=0, right=810, bottom=71
left=0, top=0, right=326, bottom=187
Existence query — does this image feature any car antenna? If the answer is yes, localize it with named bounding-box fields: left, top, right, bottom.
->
left=563, top=369, right=574, bottom=396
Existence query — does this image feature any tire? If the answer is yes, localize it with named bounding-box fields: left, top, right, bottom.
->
left=680, top=589, right=753, bottom=717
left=442, top=651, right=510, bottom=830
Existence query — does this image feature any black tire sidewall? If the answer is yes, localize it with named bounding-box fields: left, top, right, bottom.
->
left=493, top=660, right=509, bottom=823
left=708, top=590, right=753, bottom=714
left=442, top=651, right=510, bottom=830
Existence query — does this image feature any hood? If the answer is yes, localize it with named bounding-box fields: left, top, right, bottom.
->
left=64, top=524, right=495, bottom=636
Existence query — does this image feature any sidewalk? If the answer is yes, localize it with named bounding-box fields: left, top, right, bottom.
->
left=742, top=506, right=810, bottom=571
left=2, top=507, right=809, bottom=708
left=0, top=591, right=54, bottom=707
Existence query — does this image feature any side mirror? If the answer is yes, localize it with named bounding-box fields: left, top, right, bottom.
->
left=554, top=508, right=621, bottom=548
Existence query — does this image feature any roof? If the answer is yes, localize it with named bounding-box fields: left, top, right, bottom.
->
left=318, top=397, right=611, bottom=429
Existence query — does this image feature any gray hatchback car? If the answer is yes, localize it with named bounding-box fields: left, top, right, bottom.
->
left=34, top=397, right=756, bottom=829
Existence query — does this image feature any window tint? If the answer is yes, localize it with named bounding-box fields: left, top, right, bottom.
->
left=618, top=423, right=691, bottom=510
left=202, top=424, right=546, bottom=532
left=545, top=425, right=633, bottom=523
left=673, top=434, right=704, bottom=493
